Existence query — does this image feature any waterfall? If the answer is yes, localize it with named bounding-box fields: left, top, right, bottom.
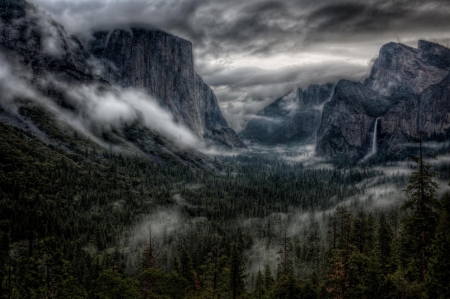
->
left=362, top=118, right=379, bottom=161
left=371, top=117, right=379, bottom=155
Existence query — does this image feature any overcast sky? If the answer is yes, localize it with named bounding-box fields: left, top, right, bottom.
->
left=29, top=0, right=450, bottom=131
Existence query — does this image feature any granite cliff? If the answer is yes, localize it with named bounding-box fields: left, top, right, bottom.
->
left=240, top=83, right=334, bottom=145
left=316, top=40, right=450, bottom=161
left=0, top=1, right=240, bottom=170
left=365, top=41, right=450, bottom=97
left=88, top=29, right=245, bottom=149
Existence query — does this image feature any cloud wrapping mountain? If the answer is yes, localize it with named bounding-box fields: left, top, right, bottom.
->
left=28, top=0, right=450, bottom=131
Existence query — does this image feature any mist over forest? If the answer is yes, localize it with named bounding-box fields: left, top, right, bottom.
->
left=1, top=0, right=450, bottom=298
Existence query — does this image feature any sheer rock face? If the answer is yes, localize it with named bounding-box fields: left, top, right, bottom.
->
left=239, top=83, right=334, bottom=144
left=317, top=41, right=450, bottom=161
left=88, top=29, right=245, bottom=149
left=364, top=41, right=449, bottom=96
left=378, top=73, right=450, bottom=156
left=0, top=2, right=94, bottom=83
left=315, top=80, right=392, bottom=159
left=0, top=2, right=236, bottom=169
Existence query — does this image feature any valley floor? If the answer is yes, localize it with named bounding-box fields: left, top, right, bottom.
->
left=0, top=129, right=450, bottom=298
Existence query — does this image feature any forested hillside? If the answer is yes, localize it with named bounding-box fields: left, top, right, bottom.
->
left=1, top=109, right=450, bottom=298
left=1, top=0, right=450, bottom=298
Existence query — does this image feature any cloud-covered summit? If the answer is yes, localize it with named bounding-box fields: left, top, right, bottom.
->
left=29, top=0, right=450, bottom=131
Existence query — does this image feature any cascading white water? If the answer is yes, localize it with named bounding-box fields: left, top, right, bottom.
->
left=362, top=117, right=380, bottom=161
left=371, top=117, right=379, bottom=155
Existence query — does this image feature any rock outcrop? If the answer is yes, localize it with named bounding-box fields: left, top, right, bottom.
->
left=317, top=40, right=450, bottom=161
left=364, top=41, right=449, bottom=97
left=0, top=1, right=238, bottom=170
left=315, top=80, right=394, bottom=159
left=240, top=83, right=334, bottom=144
left=88, top=29, right=245, bottom=149
left=0, top=1, right=94, bottom=84
left=377, top=73, right=450, bottom=157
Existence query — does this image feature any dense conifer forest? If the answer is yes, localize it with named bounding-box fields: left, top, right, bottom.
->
left=1, top=115, right=450, bottom=298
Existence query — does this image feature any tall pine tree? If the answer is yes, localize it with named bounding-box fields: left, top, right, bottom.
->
left=229, top=245, right=246, bottom=299
left=401, top=132, right=440, bottom=283
left=428, top=192, right=450, bottom=298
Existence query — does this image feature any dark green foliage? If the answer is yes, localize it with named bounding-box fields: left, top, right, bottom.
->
left=229, top=245, right=246, bottom=299
left=95, top=269, right=139, bottom=299
left=273, top=274, right=301, bottom=299
left=139, top=268, right=189, bottom=299
left=253, top=270, right=264, bottom=299
left=401, top=133, right=440, bottom=284
left=1, top=116, right=450, bottom=298
left=377, top=214, right=394, bottom=275
left=428, top=192, right=450, bottom=298
left=178, top=250, right=195, bottom=289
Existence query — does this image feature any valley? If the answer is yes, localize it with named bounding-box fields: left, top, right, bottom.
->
left=0, top=0, right=450, bottom=298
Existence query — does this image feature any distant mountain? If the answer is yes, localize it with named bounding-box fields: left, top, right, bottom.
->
left=0, top=1, right=243, bottom=171
left=239, top=83, right=334, bottom=145
left=316, top=40, right=450, bottom=161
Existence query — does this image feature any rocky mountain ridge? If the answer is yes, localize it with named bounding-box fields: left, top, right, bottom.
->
left=0, top=1, right=243, bottom=170
left=239, top=83, right=334, bottom=145
left=88, top=28, right=245, bottom=149
left=364, top=41, right=450, bottom=96
left=316, top=40, right=450, bottom=161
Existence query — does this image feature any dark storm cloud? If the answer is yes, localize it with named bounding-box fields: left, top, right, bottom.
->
left=29, top=0, right=450, bottom=56
left=203, top=62, right=366, bottom=89
left=209, top=61, right=367, bottom=131
left=304, top=1, right=450, bottom=43
left=29, top=0, right=450, bottom=131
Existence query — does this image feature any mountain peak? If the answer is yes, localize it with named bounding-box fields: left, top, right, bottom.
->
left=89, top=27, right=245, bottom=149
left=418, top=39, right=446, bottom=51
left=240, top=83, right=334, bottom=145
left=317, top=39, right=450, bottom=161
left=418, top=39, right=450, bottom=70
left=365, top=40, right=449, bottom=96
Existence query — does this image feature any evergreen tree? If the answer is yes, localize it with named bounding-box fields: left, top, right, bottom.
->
left=428, top=192, right=450, bottom=298
left=253, top=270, right=264, bottom=299
left=140, top=234, right=159, bottom=298
left=199, top=248, right=228, bottom=298
left=0, top=220, right=10, bottom=299
left=273, top=274, right=301, bottom=299
left=324, top=206, right=352, bottom=298
left=229, top=245, right=246, bottom=299
left=277, top=230, right=294, bottom=278
left=350, top=211, right=372, bottom=254
left=401, top=132, right=440, bottom=283
left=95, top=269, right=140, bottom=299
left=263, top=264, right=275, bottom=297
left=377, top=214, right=393, bottom=275
left=178, top=250, right=195, bottom=289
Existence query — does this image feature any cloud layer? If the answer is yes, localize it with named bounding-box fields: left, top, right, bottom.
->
left=28, top=0, right=450, bottom=131
left=0, top=54, right=199, bottom=149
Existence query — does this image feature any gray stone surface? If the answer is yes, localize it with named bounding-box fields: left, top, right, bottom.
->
left=0, top=2, right=236, bottom=170
left=315, top=80, right=392, bottom=159
left=317, top=41, right=450, bottom=161
left=88, top=29, right=245, bottom=149
left=240, top=83, right=334, bottom=144
left=365, top=41, right=449, bottom=96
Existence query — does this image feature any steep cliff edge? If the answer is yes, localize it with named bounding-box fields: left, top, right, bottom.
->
left=88, top=29, right=245, bottom=149
left=317, top=40, right=450, bottom=161
left=240, top=83, right=334, bottom=144
left=0, top=1, right=95, bottom=84
left=364, top=40, right=450, bottom=97
left=377, top=73, right=450, bottom=158
left=0, top=1, right=224, bottom=170
left=315, top=80, right=394, bottom=159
